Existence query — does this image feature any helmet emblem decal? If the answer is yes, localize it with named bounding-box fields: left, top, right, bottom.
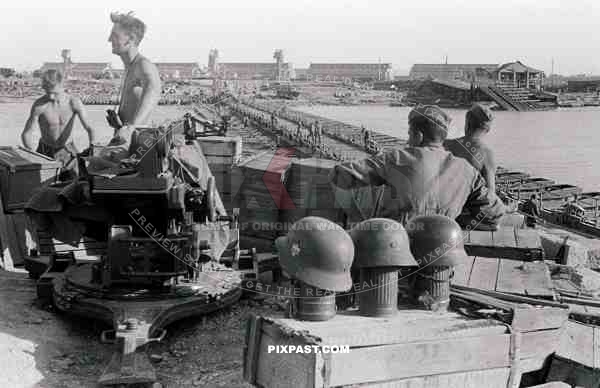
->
left=290, top=242, right=301, bottom=257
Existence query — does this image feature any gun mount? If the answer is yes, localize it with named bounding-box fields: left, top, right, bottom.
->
left=183, top=112, right=229, bottom=140
left=30, top=123, right=252, bottom=387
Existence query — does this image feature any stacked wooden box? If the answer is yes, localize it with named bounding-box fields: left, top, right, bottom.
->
left=0, top=147, right=61, bottom=212
left=243, top=226, right=574, bottom=388
left=196, top=136, right=242, bottom=167
left=196, top=137, right=243, bottom=210
left=236, top=149, right=295, bottom=244
left=280, top=158, right=341, bottom=226
left=209, top=164, right=243, bottom=210
left=244, top=305, right=567, bottom=388
left=0, top=147, right=61, bottom=269
left=545, top=319, right=600, bottom=387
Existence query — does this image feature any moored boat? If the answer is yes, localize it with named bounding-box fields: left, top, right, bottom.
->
left=541, top=184, right=583, bottom=201
left=496, top=171, right=530, bottom=185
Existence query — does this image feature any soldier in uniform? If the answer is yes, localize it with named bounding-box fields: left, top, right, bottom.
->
left=445, top=103, right=497, bottom=190
left=330, top=105, right=508, bottom=229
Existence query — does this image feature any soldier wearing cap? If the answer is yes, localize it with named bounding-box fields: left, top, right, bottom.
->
left=330, top=104, right=506, bottom=229
left=445, top=103, right=497, bottom=191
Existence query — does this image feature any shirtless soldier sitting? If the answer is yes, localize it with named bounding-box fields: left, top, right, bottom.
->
left=22, top=69, right=98, bottom=180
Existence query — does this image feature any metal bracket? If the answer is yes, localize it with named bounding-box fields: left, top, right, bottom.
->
left=100, top=329, right=116, bottom=344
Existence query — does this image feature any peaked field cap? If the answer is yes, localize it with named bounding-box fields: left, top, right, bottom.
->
left=408, top=105, right=451, bottom=129
left=467, top=103, right=494, bottom=124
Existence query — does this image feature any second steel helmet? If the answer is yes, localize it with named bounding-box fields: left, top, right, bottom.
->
left=350, top=218, right=417, bottom=268
left=275, top=216, right=354, bottom=292
left=406, top=215, right=468, bottom=267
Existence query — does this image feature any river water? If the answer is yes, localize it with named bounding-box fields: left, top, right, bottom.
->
left=295, top=105, right=600, bottom=192
left=1, top=101, right=599, bottom=191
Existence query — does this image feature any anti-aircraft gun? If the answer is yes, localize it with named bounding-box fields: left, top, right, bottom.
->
left=31, top=120, right=254, bottom=387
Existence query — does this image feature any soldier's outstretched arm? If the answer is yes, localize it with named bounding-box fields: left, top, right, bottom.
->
left=22, top=102, right=41, bottom=150
left=482, top=151, right=497, bottom=192
left=72, top=97, right=98, bottom=146
left=131, top=59, right=161, bottom=126
left=330, top=153, right=388, bottom=189
left=465, top=173, right=506, bottom=226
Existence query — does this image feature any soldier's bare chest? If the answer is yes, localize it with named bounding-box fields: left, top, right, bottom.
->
left=40, top=100, right=74, bottom=126
left=123, top=68, right=144, bottom=96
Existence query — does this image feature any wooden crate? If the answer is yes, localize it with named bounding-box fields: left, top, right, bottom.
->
left=210, top=165, right=244, bottom=209
left=452, top=257, right=554, bottom=299
left=555, top=320, right=600, bottom=371
left=244, top=308, right=564, bottom=388
left=239, top=208, right=283, bottom=240
left=285, top=158, right=337, bottom=208
left=196, top=136, right=242, bottom=165
left=463, top=227, right=544, bottom=261
left=237, top=150, right=293, bottom=210
left=0, top=147, right=61, bottom=212
left=0, top=185, right=40, bottom=269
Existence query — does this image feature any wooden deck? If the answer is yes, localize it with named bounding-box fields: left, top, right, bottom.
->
left=452, top=258, right=554, bottom=299
left=463, top=228, right=544, bottom=261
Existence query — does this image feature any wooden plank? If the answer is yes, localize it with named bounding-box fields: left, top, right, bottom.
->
left=514, top=228, right=543, bottom=250
left=520, top=329, right=562, bottom=359
left=255, top=323, right=317, bottom=388
left=450, top=286, right=569, bottom=331
left=546, top=356, right=600, bottom=388
left=556, top=320, right=595, bottom=368
left=265, top=311, right=507, bottom=348
left=451, top=257, right=475, bottom=287
left=326, top=334, right=510, bottom=386
left=243, top=314, right=263, bottom=385
left=511, top=306, right=569, bottom=332
left=466, top=230, right=494, bottom=246
left=351, top=368, right=510, bottom=388
left=492, top=227, right=518, bottom=248
left=519, top=356, right=551, bottom=374
left=464, top=227, right=544, bottom=260
left=468, top=257, right=500, bottom=291
left=0, top=191, right=20, bottom=270
left=595, top=326, right=600, bottom=369
left=496, top=260, right=554, bottom=298
left=9, top=214, right=25, bottom=265
left=465, top=245, right=544, bottom=261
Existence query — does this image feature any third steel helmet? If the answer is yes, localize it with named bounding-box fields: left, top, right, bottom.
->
left=275, top=216, right=354, bottom=292
left=350, top=218, right=417, bottom=268
left=406, top=215, right=468, bottom=267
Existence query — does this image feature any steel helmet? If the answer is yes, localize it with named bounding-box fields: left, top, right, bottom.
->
left=275, top=216, right=354, bottom=292
left=406, top=215, right=468, bottom=267
left=350, top=218, right=417, bottom=268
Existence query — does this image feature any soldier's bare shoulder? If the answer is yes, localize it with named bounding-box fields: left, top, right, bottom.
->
left=31, top=96, right=50, bottom=114
left=137, top=56, right=159, bottom=76
left=69, top=95, right=84, bottom=111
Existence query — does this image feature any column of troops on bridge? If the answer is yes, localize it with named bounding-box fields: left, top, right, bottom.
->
left=229, top=97, right=386, bottom=161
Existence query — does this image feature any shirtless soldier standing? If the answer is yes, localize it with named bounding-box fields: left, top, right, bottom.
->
left=106, top=11, right=161, bottom=148
left=22, top=69, right=98, bottom=180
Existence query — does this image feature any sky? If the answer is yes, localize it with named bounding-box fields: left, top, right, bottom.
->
left=2, top=0, right=600, bottom=75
